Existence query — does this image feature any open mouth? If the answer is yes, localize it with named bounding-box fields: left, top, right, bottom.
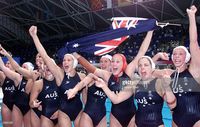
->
left=141, top=71, right=147, bottom=77
left=112, top=67, right=118, bottom=72
left=64, top=65, right=69, bottom=70
left=174, top=59, right=181, bottom=64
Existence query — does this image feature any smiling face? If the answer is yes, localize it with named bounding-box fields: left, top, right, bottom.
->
left=100, top=57, right=111, bottom=71
left=43, top=64, right=54, bottom=80
left=138, top=57, right=153, bottom=80
left=111, top=54, right=125, bottom=76
left=172, top=48, right=187, bottom=68
left=62, top=54, right=75, bottom=73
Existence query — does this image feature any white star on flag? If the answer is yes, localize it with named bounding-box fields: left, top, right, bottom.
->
left=73, top=43, right=79, bottom=48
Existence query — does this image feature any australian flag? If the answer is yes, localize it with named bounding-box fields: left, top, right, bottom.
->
left=58, top=17, right=158, bottom=58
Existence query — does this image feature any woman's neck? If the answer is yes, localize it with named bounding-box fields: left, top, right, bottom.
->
left=114, top=71, right=123, bottom=77
left=141, top=76, right=154, bottom=84
left=66, top=69, right=76, bottom=77
left=176, top=64, right=187, bottom=73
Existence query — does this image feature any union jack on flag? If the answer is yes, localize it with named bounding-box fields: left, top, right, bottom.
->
left=94, top=17, right=149, bottom=55
left=58, top=17, right=158, bottom=58
left=112, top=17, right=148, bottom=30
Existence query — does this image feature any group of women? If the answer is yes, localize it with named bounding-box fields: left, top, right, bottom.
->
left=0, top=5, right=200, bottom=127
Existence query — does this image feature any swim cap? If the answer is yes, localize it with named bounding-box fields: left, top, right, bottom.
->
left=172, top=46, right=191, bottom=63
left=64, top=54, right=78, bottom=68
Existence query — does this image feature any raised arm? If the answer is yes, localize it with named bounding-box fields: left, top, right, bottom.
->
left=187, top=6, right=200, bottom=69
left=29, top=26, right=64, bottom=85
left=188, top=6, right=198, bottom=47
left=72, top=52, right=110, bottom=80
left=151, top=51, right=174, bottom=78
left=152, top=52, right=169, bottom=63
left=0, top=56, right=21, bottom=86
left=0, top=45, right=34, bottom=79
left=126, top=31, right=154, bottom=78
left=73, top=52, right=96, bottom=73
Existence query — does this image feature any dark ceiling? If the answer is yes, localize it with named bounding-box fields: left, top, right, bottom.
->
left=0, top=0, right=200, bottom=53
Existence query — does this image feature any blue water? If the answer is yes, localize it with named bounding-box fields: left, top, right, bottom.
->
left=0, top=100, right=172, bottom=127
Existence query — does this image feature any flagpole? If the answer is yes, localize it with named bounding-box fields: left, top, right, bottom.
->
left=157, top=22, right=181, bottom=28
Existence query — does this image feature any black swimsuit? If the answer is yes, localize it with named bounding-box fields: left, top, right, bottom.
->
left=135, top=79, right=164, bottom=127
left=171, top=69, right=200, bottom=127
left=40, top=79, right=59, bottom=125
left=84, top=84, right=107, bottom=126
left=15, top=77, right=30, bottom=115
left=2, top=77, right=15, bottom=110
left=108, top=73, right=136, bottom=127
left=59, top=73, right=82, bottom=121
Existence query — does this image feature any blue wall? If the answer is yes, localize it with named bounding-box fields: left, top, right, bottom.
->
left=2, top=57, right=20, bottom=64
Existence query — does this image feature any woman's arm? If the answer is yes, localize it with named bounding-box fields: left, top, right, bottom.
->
left=29, top=26, right=64, bottom=85
left=0, top=45, right=34, bottom=79
left=73, top=52, right=110, bottom=80
left=156, top=73, right=176, bottom=110
left=187, top=6, right=200, bottom=77
left=73, top=52, right=96, bottom=73
left=152, top=52, right=169, bottom=63
left=0, top=56, right=21, bottom=86
left=95, top=76, right=134, bottom=104
left=126, top=31, right=154, bottom=78
left=0, top=71, right=5, bottom=86
left=29, top=79, right=43, bottom=108
left=67, top=73, right=93, bottom=99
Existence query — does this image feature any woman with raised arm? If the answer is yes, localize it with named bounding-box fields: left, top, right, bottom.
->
left=29, top=25, right=86, bottom=127
left=66, top=55, right=112, bottom=127
left=94, top=56, right=176, bottom=127
left=30, top=53, right=45, bottom=127
left=30, top=62, right=59, bottom=127
left=1, top=44, right=41, bottom=127
left=0, top=59, right=17, bottom=127
left=152, top=5, right=200, bottom=127
left=72, top=31, right=154, bottom=127
left=0, top=53, right=31, bottom=127
left=171, top=5, right=200, bottom=127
